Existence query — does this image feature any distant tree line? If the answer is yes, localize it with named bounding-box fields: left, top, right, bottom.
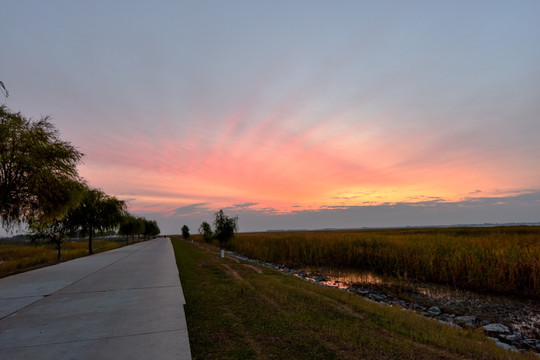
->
left=119, top=214, right=160, bottom=244
left=1, top=105, right=160, bottom=260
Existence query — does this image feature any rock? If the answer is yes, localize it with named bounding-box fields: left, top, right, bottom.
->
left=394, top=300, right=407, bottom=306
left=454, top=316, right=476, bottom=328
left=350, top=287, right=370, bottom=295
left=427, top=306, right=441, bottom=316
left=368, top=293, right=387, bottom=302
left=482, top=323, right=510, bottom=335
left=488, top=337, right=518, bottom=352
left=502, top=332, right=522, bottom=342
left=522, top=338, right=538, bottom=350
left=440, top=313, right=456, bottom=322
left=495, top=341, right=518, bottom=352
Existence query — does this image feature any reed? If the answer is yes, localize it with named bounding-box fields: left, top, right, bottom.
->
left=227, top=226, right=540, bottom=297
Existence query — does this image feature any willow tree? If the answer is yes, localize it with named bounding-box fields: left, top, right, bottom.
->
left=119, top=214, right=140, bottom=244
left=0, top=106, right=84, bottom=229
left=68, top=187, right=126, bottom=254
left=28, top=179, right=85, bottom=260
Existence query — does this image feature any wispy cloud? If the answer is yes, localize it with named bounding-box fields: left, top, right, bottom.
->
left=173, top=203, right=211, bottom=217
left=230, top=202, right=259, bottom=209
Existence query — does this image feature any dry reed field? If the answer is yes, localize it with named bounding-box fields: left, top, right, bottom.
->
left=0, top=240, right=122, bottom=278
left=229, top=226, right=540, bottom=297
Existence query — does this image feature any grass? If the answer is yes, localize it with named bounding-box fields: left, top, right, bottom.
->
left=0, top=240, right=122, bottom=278
left=227, top=226, right=540, bottom=297
left=171, top=236, right=537, bottom=360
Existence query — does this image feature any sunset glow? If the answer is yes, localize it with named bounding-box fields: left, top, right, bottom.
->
left=2, top=1, right=539, bottom=233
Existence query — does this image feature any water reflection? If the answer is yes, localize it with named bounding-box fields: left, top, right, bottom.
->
left=293, top=273, right=350, bottom=289
left=301, top=267, right=385, bottom=288
left=302, top=266, right=487, bottom=299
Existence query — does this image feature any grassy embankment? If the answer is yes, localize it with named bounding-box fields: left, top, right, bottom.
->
left=228, top=227, right=540, bottom=297
left=172, top=236, right=537, bottom=360
left=0, top=240, right=122, bottom=278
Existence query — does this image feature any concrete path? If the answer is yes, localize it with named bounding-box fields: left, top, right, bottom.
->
left=0, top=237, right=192, bottom=360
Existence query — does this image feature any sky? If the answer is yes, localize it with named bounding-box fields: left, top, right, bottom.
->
left=1, top=0, right=540, bottom=234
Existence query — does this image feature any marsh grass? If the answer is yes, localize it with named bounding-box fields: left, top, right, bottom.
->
left=227, top=226, right=540, bottom=297
left=172, top=237, right=536, bottom=360
left=0, top=240, right=122, bottom=277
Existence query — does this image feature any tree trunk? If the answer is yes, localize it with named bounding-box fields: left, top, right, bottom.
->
left=57, top=243, right=61, bottom=261
left=88, top=226, right=94, bottom=254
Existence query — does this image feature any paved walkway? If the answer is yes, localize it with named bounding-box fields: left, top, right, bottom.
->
left=0, top=237, right=191, bottom=360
